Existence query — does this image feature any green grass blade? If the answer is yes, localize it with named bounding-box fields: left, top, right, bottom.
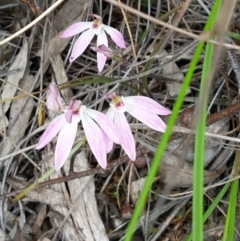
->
left=228, top=31, right=240, bottom=40
left=222, top=180, right=238, bottom=241
left=224, top=179, right=238, bottom=240
left=185, top=182, right=230, bottom=241
left=190, top=0, right=221, bottom=239
left=222, top=151, right=240, bottom=241
left=193, top=35, right=214, bottom=241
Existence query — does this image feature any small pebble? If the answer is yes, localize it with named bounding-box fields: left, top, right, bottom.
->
left=120, top=203, right=133, bottom=220
left=134, top=155, right=147, bottom=169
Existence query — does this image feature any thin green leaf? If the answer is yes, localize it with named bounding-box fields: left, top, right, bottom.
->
left=185, top=182, right=230, bottom=241
left=193, top=32, right=214, bottom=241
left=222, top=151, right=240, bottom=241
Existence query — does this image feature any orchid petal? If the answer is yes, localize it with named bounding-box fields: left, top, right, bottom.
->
left=126, top=107, right=167, bottom=132
left=97, top=53, right=107, bottom=72
left=124, top=96, right=171, bottom=115
left=103, top=25, right=126, bottom=49
left=80, top=106, right=107, bottom=168
left=106, top=105, right=116, bottom=120
left=102, top=130, right=113, bottom=153
left=65, top=100, right=82, bottom=123
left=70, top=29, right=95, bottom=62
left=104, top=107, right=116, bottom=152
left=113, top=111, right=136, bottom=161
left=36, top=114, right=66, bottom=149
left=68, top=100, right=82, bottom=110
left=65, top=110, right=73, bottom=123
left=90, top=14, right=102, bottom=20
left=55, top=121, right=78, bottom=171
left=104, top=92, right=117, bottom=99
left=59, top=22, right=91, bottom=38
left=84, top=108, right=119, bottom=144
left=97, top=30, right=108, bottom=72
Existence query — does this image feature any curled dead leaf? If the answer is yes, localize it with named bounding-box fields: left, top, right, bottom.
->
left=158, top=153, right=225, bottom=187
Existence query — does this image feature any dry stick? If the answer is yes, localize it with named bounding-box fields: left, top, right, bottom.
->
left=117, top=0, right=138, bottom=72
left=0, top=78, right=44, bottom=104
left=103, top=0, right=240, bottom=51
left=207, top=100, right=240, bottom=126
left=0, top=0, right=66, bottom=46
left=156, top=0, right=192, bottom=52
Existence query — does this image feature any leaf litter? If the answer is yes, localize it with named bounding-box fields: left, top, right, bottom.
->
left=0, top=0, right=240, bottom=240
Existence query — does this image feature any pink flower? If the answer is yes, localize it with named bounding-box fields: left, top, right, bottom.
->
left=37, top=92, right=119, bottom=170
left=46, top=82, right=63, bottom=112
left=36, top=102, right=80, bottom=171
left=59, top=14, right=126, bottom=72
left=105, top=93, right=171, bottom=161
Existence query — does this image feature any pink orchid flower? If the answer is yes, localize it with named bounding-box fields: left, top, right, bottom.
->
left=59, top=14, right=126, bottom=72
left=36, top=86, right=119, bottom=170
left=105, top=93, right=171, bottom=161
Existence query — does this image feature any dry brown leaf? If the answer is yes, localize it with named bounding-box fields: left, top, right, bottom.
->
left=0, top=229, right=11, bottom=241
left=5, top=209, right=32, bottom=241
left=47, top=210, right=85, bottom=241
left=158, top=153, right=223, bottom=187
left=38, top=151, right=109, bottom=241
left=13, top=225, right=26, bottom=241
left=32, top=204, right=47, bottom=239
left=167, top=117, right=229, bottom=167
left=50, top=55, right=73, bottom=100
left=36, top=0, right=91, bottom=71
left=0, top=30, right=13, bottom=65
left=130, top=177, right=146, bottom=204
left=39, top=153, right=90, bottom=240
left=41, top=154, right=77, bottom=228
left=130, top=153, right=224, bottom=203
left=6, top=177, right=68, bottom=206
left=0, top=71, right=35, bottom=164
left=67, top=152, right=109, bottom=241
left=1, top=39, right=28, bottom=113
left=158, top=49, right=190, bottom=97
left=0, top=39, right=28, bottom=133
left=37, top=238, right=51, bottom=241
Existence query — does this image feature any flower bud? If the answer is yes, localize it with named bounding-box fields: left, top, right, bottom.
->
left=91, top=44, right=114, bottom=58
left=46, top=82, right=63, bottom=112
